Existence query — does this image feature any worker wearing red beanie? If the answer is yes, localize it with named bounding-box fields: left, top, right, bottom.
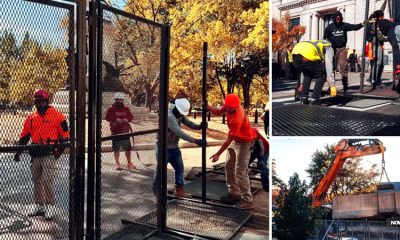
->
left=207, top=94, right=257, bottom=210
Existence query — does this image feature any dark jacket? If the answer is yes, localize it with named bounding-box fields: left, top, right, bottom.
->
left=378, top=19, right=400, bottom=36
left=367, top=22, right=386, bottom=44
left=324, top=12, right=363, bottom=49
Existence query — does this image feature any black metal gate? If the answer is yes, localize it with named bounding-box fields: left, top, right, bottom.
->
left=89, top=2, right=172, bottom=239
left=1, top=1, right=254, bottom=239
left=90, top=3, right=252, bottom=240
left=0, top=0, right=78, bottom=239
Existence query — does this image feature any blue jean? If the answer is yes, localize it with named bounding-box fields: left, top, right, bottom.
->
left=153, top=148, right=184, bottom=193
left=259, top=153, right=269, bottom=191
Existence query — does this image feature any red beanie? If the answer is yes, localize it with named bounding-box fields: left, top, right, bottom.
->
left=224, top=94, right=240, bottom=108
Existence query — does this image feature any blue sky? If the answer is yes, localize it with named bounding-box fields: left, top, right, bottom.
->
left=272, top=137, right=400, bottom=185
left=0, top=0, right=69, bottom=48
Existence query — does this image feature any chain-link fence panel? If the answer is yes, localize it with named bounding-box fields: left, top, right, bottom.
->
left=368, top=221, right=385, bottom=240
left=97, top=5, right=165, bottom=239
left=315, top=220, right=400, bottom=240
left=0, top=0, right=76, bottom=239
left=351, top=221, right=368, bottom=240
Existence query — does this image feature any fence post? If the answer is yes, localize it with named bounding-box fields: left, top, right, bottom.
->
left=194, top=110, right=197, bottom=119
left=208, top=111, right=211, bottom=121
left=254, top=109, right=258, bottom=123
left=222, top=113, right=225, bottom=124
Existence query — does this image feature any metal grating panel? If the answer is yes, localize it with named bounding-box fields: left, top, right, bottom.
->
left=103, top=224, right=187, bottom=240
left=344, top=99, right=391, bottom=109
left=272, top=104, right=400, bottom=136
left=137, top=200, right=252, bottom=240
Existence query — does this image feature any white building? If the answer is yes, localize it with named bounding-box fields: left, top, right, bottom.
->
left=272, top=0, right=394, bottom=68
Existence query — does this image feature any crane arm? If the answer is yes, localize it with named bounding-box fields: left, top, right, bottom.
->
left=312, top=139, right=385, bottom=207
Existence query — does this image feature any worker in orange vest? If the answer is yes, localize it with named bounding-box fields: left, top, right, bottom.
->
left=208, top=94, right=258, bottom=210
left=14, top=89, right=70, bottom=220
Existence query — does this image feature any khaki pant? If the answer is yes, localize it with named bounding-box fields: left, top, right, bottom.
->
left=31, top=155, right=57, bottom=204
left=225, top=141, right=253, bottom=202
left=335, top=47, right=348, bottom=78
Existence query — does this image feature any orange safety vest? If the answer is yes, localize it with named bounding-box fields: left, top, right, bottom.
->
left=20, top=106, right=70, bottom=144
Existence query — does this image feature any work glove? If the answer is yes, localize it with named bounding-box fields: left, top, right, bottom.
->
left=14, top=152, right=21, bottom=162
left=194, top=139, right=207, bottom=147
left=199, top=122, right=208, bottom=129
left=330, top=86, right=337, bottom=97
left=361, top=20, right=371, bottom=26
left=122, top=118, right=129, bottom=123
left=298, top=84, right=303, bottom=93
left=116, top=118, right=123, bottom=124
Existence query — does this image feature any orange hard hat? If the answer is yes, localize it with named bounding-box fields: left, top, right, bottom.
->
left=33, top=89, right=49, bottom=101
left=224, top=94, right=240, bottom=108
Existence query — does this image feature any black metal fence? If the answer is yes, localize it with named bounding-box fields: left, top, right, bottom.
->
left=0, top=0, right=76, bottom=239
left=1, top=1, right=255, bottom=240
left=314, top=220, right=400, bottom=240
left=92, top=3, right=167, bottom=239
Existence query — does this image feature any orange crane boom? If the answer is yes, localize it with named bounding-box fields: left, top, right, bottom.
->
left=312, top=139, right=385, bottom=207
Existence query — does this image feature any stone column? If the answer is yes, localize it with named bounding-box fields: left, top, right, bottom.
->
left=300, top=13, right=311, bottom=41
left=311, top=13, right=320, bottom=40
left=319, top=16, right=325, bottom=40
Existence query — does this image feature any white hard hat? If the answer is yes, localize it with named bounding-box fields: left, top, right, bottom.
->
left=174, top=98, right=190, bottom=116
left=113, top=92, right=125, bottom=100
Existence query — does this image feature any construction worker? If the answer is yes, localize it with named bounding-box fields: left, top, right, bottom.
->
left=292, top=40, right=335, bottom=105
left=283, top=43, right=296, bottom=80
left=153, top=98, right=207, bottom=198
left=367, top=13, right=386, bottom=89
left=14, top=89, right=70, bottom=220
left=208, top=94, right=258, bottom=210
left=374, top=10, right=400, bottom=91
left=324, top=11, right=364, bottom=93
left=249, top=128, right=269, bottom=192
left=105, top=92, right=136, bottom=170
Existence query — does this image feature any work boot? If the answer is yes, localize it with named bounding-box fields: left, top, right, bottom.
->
left=173, top=186, right=192, bottom=198
left=300, top=97, right=309, bottom=105
left=220, top=193, right=241, bottom=204
left=342, top=77, right=348, bottom=93
left=309, top=98, right=321, bottom=106
left=44, top=204, right=55, bottom=220
left=28, top=204, right=44, bottom=216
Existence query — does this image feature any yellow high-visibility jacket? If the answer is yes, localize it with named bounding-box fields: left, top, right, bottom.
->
left=292, top=40, right=331, bottom=61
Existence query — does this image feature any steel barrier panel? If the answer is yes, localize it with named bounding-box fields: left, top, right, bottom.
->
left=0, top=0, right=77, bottom=239
left=272, top=104, right=400, bottom=136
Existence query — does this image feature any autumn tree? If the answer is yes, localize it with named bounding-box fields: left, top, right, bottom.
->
left=0, top=32, right=67, bottom=105
left=0, top=31, right=19, bottom=103
left=272, top=14, right=305, bottom=52
left=111, top=0, right=268, bottom=109
left=305, top=143, right=380, bottom=202
left=273, top=173, right=320, bottom=240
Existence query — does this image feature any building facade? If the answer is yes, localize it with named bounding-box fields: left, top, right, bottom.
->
left=272, top=0, right=394, bottom=69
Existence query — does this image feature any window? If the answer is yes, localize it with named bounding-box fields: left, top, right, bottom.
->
left=289, top=17, right=300, bottom=31
left=323, top=13, right=335, bottom=30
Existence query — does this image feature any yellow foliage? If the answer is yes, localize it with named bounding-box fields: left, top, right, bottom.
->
left=241, top=1, right=268, bottom=50
left=121, top=0, right=268, bottom=106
